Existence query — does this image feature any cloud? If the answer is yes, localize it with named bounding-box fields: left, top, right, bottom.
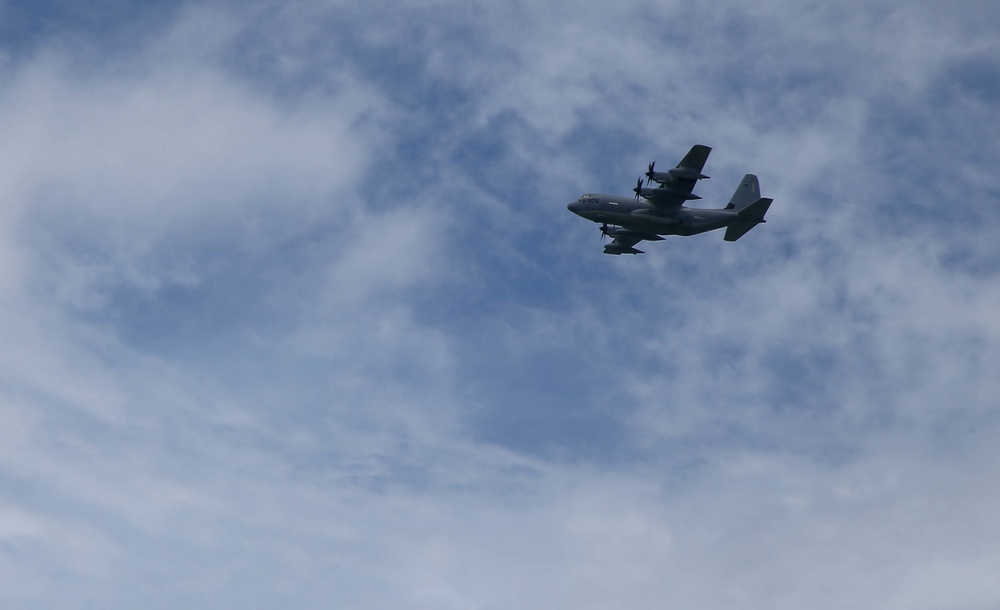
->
left=2, top=0, right=1000, bottom=608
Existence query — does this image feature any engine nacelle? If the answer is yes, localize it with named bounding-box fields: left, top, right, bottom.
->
left=644, top=187, right=701, bottom=200
left=605, top=227, right=664, bottom=241
left=604, top=243, right=644, bottom=255
left=667, top=167, right=710, bottom=180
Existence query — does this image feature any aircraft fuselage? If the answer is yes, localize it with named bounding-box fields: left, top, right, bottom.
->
left=567, top=194, right=737, bottom=237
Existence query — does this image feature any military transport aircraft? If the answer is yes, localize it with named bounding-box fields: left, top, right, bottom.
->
left=567, top=145, right=772, bottom=254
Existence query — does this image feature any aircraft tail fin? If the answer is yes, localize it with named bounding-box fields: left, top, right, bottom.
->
left=725, top=174, right=761, bottom=211
left=724, top=197, right=772, bottom=242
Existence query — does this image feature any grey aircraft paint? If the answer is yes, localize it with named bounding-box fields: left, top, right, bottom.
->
left=567, top=145, right=772, bottom=254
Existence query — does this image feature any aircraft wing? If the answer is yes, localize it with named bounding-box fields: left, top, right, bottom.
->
left=676, top=144, right=711, bottom=177
left=643, top=144, right=712, bottom=208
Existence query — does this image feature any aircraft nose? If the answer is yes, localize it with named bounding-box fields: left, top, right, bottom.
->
left=567, top=200, right=581, bottom=214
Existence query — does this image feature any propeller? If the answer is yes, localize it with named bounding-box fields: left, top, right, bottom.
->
left=645, top=161, right=656, bottom=186
left=600, top=223, right=610, bottom=241
left=633, top=177, right=644, bottom=200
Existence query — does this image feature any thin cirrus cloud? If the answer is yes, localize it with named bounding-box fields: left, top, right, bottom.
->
left=1, top=0, right=1000, bottom=608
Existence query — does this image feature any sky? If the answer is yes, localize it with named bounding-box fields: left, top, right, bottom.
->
left=1, top=0, right=1000, bottom=608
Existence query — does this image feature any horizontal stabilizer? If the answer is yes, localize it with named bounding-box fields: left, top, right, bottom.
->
left=724, top=197, right=772, bottom=242
left=737, top=196, right=772, bottom=221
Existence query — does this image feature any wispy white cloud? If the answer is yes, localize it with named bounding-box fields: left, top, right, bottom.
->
left=2, top=0, right=1000, bottom=608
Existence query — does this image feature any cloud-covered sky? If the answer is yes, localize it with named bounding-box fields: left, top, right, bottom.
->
left=2, top=0, right=1000, bottom=607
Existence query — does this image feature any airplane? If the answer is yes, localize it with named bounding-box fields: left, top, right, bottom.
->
left=567, top=145, right=772, bottom=254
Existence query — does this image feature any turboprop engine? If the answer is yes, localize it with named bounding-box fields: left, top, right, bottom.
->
left=645, top=160, right=710, bottom=185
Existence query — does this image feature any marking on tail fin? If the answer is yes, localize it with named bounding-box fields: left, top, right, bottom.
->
left=727, top=174, right=761, bottom=211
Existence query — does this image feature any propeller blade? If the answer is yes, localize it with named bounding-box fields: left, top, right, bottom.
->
left=600, top=223, right=609, bottom=241
left=634, top=177, right=643, bottom=200
left=645, top=161, right=656, bottom=186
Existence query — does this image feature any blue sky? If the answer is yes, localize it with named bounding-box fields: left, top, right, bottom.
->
left=2, top=0, right=1000, bottom=607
